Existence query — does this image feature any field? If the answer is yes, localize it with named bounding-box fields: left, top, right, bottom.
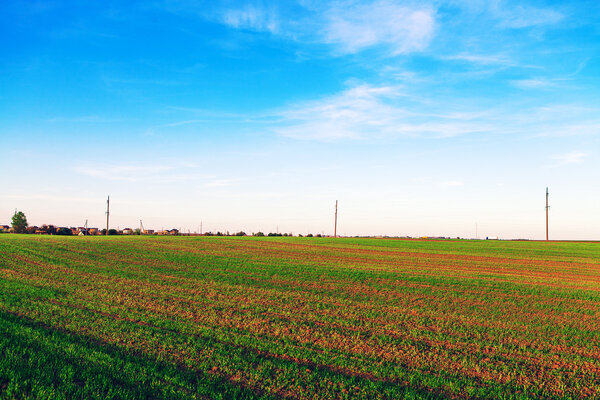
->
left=1, top=235, right=599, bottom=399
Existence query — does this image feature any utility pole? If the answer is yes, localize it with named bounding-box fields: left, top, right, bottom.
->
left=106, top=196, right=110, bottom=235
left=334, top=200, right=338, bottom=238
left=200, top=221, right=203, bottom=235
left=545, top=187, right=549, bottom=241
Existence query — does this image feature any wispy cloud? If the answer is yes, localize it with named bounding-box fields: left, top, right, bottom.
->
left=102, top=76, right=185, bottom=86
left=205, top=179, right=234, bottom=188
left=534, top=122, right=600, bottom=137
left=222, top=5, right=279, bottom=33
left=552, top=151, right=588, bottom=165
left=74, top=165, right=176, bottom=182
left=73, top=162, right=223, bottom=184
left=320, top=1, right=435, bottom=54
left=493, top=4, right=564, bottom=28
left=274, top=84, right=491, bottom=141
left=161, top=119, right=208, bottom=128
left=440, top=180, right=464, bottom=188
left=157, top=0, right=435, bottom=56
left=442, top=53, right=513, bottom=66
left=47, top=115, right=123, bottom=123
left=0, top=194, right=100, bottom=204
left=510, top=78, right=557, bottom=89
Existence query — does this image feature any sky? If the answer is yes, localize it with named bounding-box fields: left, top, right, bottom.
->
left=1, top=0, right=599, bottom=239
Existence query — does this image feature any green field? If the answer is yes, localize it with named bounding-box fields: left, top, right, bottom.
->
left=1, top=235, right=599, bottom=399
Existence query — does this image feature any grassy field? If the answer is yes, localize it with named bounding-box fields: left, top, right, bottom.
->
left=1, top=235, right=599, bottom=399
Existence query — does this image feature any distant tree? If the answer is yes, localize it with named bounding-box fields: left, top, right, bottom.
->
left=26, top=226, right=36, bottom=234
left=298, top=234, right=303, bottom=237
left=11, top=211, right=28, bottom=233
left=254, top=232, right=264, bottom=237
left=316, top=234, right=322, bottom=237
left=108, top=229, right=118, bottom=235
left=101, top=228, right=107, bottom=235
left=134, top=228, right=141, bottom=235
left=235, top=231, right=246, bottom=236
left=306, top=233, right=313, bottom=237
left=56, top=227, right=73, bottom=236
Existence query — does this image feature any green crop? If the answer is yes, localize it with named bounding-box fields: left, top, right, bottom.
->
left=0, top=235, right=599, bottom=399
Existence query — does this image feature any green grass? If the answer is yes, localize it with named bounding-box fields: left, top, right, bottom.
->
left=1, top=235, right=599, bottom=399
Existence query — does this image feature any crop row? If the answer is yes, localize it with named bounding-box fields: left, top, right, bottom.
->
left=1, top=235, right=599, bottom=399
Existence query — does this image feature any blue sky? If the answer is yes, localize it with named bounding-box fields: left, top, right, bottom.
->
left=1, top=0, right=599, bottom=239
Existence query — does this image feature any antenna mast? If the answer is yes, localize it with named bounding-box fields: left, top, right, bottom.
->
left=334, top=200, right=338, bottom=238
left=545, top=187, right=549, bottom=241
left=140, top=219, right=144, bottom=234
left=106, top=196, right=110, bottom=235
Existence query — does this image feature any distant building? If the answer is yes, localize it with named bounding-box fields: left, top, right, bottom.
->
left=143, top=229, right=154, bottom=235
left=44, top=225, right=56, bottom=234
left=0, top=225, right=10, bottom=232
left=122, top=228, right=134, bottom=235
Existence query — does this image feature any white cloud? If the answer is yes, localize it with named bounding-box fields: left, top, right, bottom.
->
left=511, top=78, right=555, bottom=89
left=553, top=151, right=587, bottom=165
left=0, top=194, right=100, bottom=204
left=442, top=53, right=513, bottom=65
left=494, top=4, right=563, bottom=28
left=47, top=115, right=121, bottom=123
left=173, top=0, right=436, bottom=56
left=222, top=5, right=279, bottom=33
left=321, top=1, right=435, bottom=54
left=536, top=122, right=600, bottom=137
left=161, top=119, right=207, bottom=128
left=275, top=84, right=491, bottom=141
left=75, top=165, right=176, bottom=181
left=205, top=179, right=234, bottom=188
left=440, top=180, right=464, bottom=188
